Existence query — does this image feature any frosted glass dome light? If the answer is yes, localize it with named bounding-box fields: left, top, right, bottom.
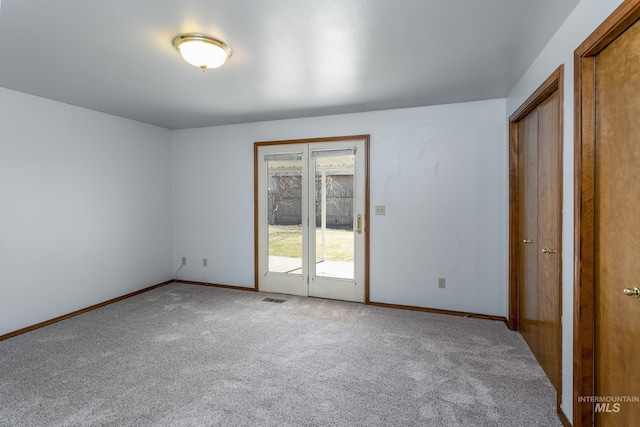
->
left=173, top=34, right=232, bottom=71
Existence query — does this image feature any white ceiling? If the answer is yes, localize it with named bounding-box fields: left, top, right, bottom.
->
left=0, top=0, right=580, bottom=130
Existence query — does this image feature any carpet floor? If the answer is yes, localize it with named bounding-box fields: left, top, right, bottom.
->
left=0, top=283, right=561, bottom=426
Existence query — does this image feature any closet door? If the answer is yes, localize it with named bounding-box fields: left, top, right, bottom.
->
left=518, top=109, right=539, bottom=358
left=516, top=89, right=561, bottom=392
left=535, top=92, right=561, bottom=391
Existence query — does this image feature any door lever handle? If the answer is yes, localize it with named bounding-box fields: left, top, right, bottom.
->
left=523, top=239, right=535, bottom=244
left=542, top=248, right=557, bottom=254
left=623, top=287, right=640, bottom=298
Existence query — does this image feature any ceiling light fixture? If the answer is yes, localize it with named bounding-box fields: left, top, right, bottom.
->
left=173, top=34, right=232, bottom=71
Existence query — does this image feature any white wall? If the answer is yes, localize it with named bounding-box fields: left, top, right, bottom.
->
left=172, top=99, right=508, bottom=317
left=0, top=87, right=173, bottom=336
left=506, top=0, right=624, bottom=422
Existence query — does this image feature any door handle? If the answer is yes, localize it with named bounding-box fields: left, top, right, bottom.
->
left=541, top=248, right=557, bottom=254
left=523, top=239, right=535, bottom=244
left=355, top=214, right=362, bottom=234
left=623, top=287, right=640, bottom=298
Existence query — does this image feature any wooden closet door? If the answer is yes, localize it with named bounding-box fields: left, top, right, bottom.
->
left=594, top=17, right=640, bottom=426
left=518, top=110, right=539, bottom=358
left=536, top=91, right=561, bottom=391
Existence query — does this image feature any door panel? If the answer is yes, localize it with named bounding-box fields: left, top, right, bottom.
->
left=308, top=142, right=365, bottom=302
left=536, top=92, right=561, bottom=391
left=257, top=144, right=309, bottom=296
left=594, top=18, right=640, bottom=426
left=519, top=109, right=539, bottom=357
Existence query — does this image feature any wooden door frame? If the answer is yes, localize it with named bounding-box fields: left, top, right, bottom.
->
left=508, top=65, right=564, bottom=419
left=253, top=134, right=370, bottom=300
left=573, top=1, right=640, bottom=425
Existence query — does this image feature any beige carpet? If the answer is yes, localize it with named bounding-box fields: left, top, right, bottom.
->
left=0, top=283, right=561, bottom=426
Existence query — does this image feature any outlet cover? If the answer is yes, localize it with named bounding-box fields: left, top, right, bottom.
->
left=375, top=205, right=386, bottom=215
left=181, top=256, right=187, bottom=266
left=203, top=258, right=208, bottom=267
left=438, top=277, right=446, bottom=288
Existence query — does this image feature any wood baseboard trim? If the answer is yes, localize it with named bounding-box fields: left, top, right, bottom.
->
left=177, top=282, right=505, bottom=324
left=176, top=282, right=504, bottom=324
left=366, top=301, right=508, bottom=324
left=0, top=280, right=174, bottom=342
left=558, top=406, right=572, bottom=427
left=175, top=279, right=258, bottom=292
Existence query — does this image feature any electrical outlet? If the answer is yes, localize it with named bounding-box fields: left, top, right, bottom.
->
left=203, top=258, right=208, bottom=267
left=375, top=205, right=386, bottom=215
left=438, top=277, right=446, bottom=289
left=181, top=256, right=186, bottom=266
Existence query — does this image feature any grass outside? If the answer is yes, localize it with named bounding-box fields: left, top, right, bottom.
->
left=268, top=225, right=354, bottom=262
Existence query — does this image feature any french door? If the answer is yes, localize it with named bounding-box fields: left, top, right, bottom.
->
left=255, top=136, right=368, bottom=302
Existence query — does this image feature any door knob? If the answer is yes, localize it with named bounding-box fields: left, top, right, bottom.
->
left=542, top=248, right=557, bottom=254
left=523, top=239, right=535, bottom=244
left=623, top=287, right=640, bottom=298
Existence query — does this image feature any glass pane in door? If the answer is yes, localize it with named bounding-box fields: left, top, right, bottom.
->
left=266, top=155, right=303, bottom=274
left=313, top=151, right=355, bottom=279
